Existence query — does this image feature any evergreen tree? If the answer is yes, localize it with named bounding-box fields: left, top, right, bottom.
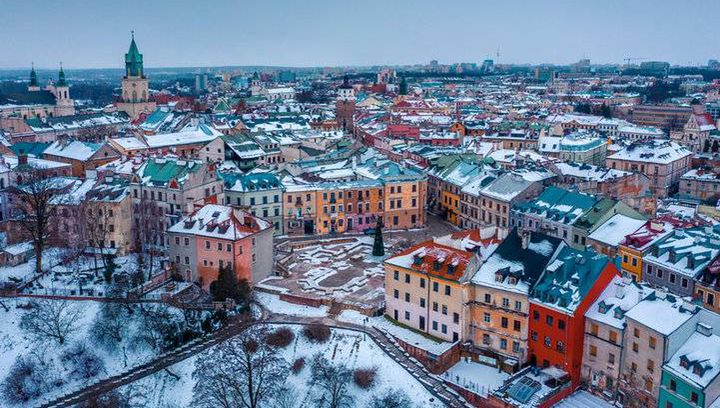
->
left=399, top=77, right=408, bottom=95
left=600, top=104, right=612, bottom=118
left=372, top=218, right=385, bottom=257
left=210, top=264, right=237, bottom=302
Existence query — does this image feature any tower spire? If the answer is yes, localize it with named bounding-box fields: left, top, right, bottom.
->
left=57, top=61, right=67, bottom=87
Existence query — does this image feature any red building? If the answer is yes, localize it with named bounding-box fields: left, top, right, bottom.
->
left=527, top=246, right=620, bottom=387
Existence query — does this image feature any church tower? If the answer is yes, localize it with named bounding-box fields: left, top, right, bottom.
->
left=52, top=63, right=75, bottom=116
left=116, top=32, right=156, bottom=120
left=28, top=63, right=40, bottom=92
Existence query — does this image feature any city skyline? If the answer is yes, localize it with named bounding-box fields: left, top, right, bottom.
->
left=1, top=0, right=719, bottom=69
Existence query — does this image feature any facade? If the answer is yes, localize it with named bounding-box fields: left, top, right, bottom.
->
left=221, top=171, right=283, bottom=234
left=606, top=140, right=692, bottom=198
left=582, top=277, right=651, bottom=401
left=643, top=227, right=720, bottom=298
left=384, top=240, right=480, bottom=342
left=43, top=140, right=120, bottom=177
left=115, top=34, right=156, bottom=120
left=679, top=169, right=720, bottom=203
left=527, top=246, right=619, bottom=387
left=0, top=65, right=75, bottom=119
left=129, top=157, right=223, bottom=251
left=469, top=230, right=563, bottom=369
left=167, top=204, right=273, bottom=288
left=620, top=292, right=699, bottom=407
left=83, top=177, right=134, bottom=255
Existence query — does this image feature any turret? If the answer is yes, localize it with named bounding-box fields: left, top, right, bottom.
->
left=125, top=31, right=144, bottom=78
left=28, top=63, right=39, bottom=91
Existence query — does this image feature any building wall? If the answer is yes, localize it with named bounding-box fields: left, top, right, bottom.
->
left=620, top=320, right=665, bottom=407
left=658, top=370, right=705, bottom=408
left=582, top=319, right=624, bottom=397
left=384, top=263, right=468, bottom=342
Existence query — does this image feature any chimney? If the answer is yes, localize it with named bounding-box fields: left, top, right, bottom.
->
left=18, top=153, right=28, bottom=166
left=697, top=322, right=713, bottom=337
left=520, top=230, right=531, bottom=250
left=614, top=280, right=626, bottom=299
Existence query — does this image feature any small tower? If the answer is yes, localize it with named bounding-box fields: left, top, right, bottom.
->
left=28, top=63, right=40, bottom=92
left=335, top=75, right=356, bottom=133
left=250, top=72, right=263, bottom=96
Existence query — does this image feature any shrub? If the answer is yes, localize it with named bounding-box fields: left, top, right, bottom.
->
left=353, top=367, right=377, bottom=389
left=302, top=324, right=330, bottom=343
left=266, top=327, right=295, bottom=348
left=290, top=357, right=305, bottom=374
left=60, top=342, right=105, bottom=380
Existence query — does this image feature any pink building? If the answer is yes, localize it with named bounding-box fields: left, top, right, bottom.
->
left=167, top=204, right=273, bottom=289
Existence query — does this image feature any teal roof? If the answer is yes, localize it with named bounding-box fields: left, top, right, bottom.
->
left=125, top=33, right=144, bottom=77
left=10, top=142, right=49, bottom=157
left=139, top=159, right=201, bottom=186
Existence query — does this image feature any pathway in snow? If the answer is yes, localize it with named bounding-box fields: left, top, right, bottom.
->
left=34, top=311, right=471, bottom=408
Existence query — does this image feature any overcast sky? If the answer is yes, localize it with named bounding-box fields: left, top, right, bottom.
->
left=1, top=0, right=718, bottom=69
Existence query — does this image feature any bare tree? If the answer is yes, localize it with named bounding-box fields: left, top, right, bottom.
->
left=19, top=299, right=83, bottom=345
left=9, top=166, right=64, bottom=274
left=309, top=354, right=354, bottom=408
left=369, top=389, right=413, bottom=408
left=191, top=325, right=289, bottom=408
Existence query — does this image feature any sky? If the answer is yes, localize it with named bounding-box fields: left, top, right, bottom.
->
left=1, top=0, right=718, bottom=69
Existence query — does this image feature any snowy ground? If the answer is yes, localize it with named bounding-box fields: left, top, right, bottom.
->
left=338, top=309, right=455, bottom=356
left=554, top=390, right=614, bottom=408
left=17, top=253, right=164, bottom=297
left=0, top=248, right=65, bottom=283
left=441, top=358, right=509, bottom=396
left=254, top=291, right=329, bottom=317
left=0, top=298, right=155, bottom=406
left=115, top=324, right=445, bottom=408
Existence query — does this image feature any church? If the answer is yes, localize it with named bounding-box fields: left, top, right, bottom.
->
left=115, top=33, right=156, bottom=120
left=0, top=64, right=76, bottom=119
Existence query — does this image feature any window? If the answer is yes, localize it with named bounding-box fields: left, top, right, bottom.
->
left=483, top=313, right=491, bottom=323
left=393, top=290, right=399, bottom=299
left=634, top=327, right=640, bottom=338
left=393, top=270, right=399, bottom=280
left=500, top=339, right=508, bottom=350
left=546, top=315, right=554, bottom=326
left=632, top=342, right=639, bottom=353
left=609, top=331, right=618, bottom=344
left=649, top=336, right=656, bottom=350
left=647, top=359, right=654, bottom=373
left=432, top=321, right=438, bottom=330
left=558, top=319, right=565, bottom=330
left=484, top=294, right=492, bottom=303
left=533, top=310, right=539, bottom=320
left=501, top=317, right=508, bottom=328
left=445, top=285, right=451, bottom=296
left=405, top=274, right=410, bottom=284
left=513, top=341, right=520, bottom=352
left=544, top=336, right=551, bottom=347
left=631, top=362, right=637, bottom=372
left=420, top=298, right=426, bottom=308
left=453, top=312, right=459, bottom=324
left=205, top=240, right=211, bottom=249
left=691, top=392, right=698, bottom=403
left=433, top=302, right=438, bottom=312
left=608, top=353, right=615, bottom=365
left=441, top=305, right=448, bottom=315
left=404, top=311, right=410, bottom=320
left=513, top=320, right=521, bottom=332
left=420, top=278, right=425, bottom=288
left=441, top=324, right=447, bottom=334
left=515, top=300, right=522, bottom=311
left=404, top=293, right=410, bottom=302
left=433, top=282, right=439, bottom=292
left=669, top=379, right=676, bottom=392
left=502, top=298, right=510, bottom=307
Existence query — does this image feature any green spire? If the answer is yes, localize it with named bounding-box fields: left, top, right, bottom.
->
left=56, top=62, right=67, bottom=87
left=29, top=63, right=38, bottom=87
left=125, top=31, right=144, bottom=77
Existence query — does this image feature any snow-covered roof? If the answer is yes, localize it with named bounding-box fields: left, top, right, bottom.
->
left=167, top=204, right=271, bottom=240
left=588, top=214, right=647, bottom=248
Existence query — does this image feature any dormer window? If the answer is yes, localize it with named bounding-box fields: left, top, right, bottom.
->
left=433, top=260, right=441, bottom=271
left=508, top=276, right=517, bottom=285
left=693, top=364, right=707, bottom=377
left=598, top=301, right=608, bottom=314
left=614, top=309, right=624, bottom=319
left=688, top=257, right=695, bottom=269
left=495, top=271, right=504, bottom=283
left=413, top=255, right=423, bottom=266
left=668, top=250, right=676, bottom=263
left=447, top=264, right=456, bottom=275
left=680, top=356, right=690, bottom=369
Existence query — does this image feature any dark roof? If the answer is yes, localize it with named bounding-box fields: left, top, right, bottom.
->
left=491, top=228, right=562, bottom=287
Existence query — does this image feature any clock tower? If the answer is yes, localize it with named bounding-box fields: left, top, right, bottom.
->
left=116, top=32, right=156, bottom=120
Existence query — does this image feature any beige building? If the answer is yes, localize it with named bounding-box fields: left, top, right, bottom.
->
left=384, top=240, right=479, bottom=343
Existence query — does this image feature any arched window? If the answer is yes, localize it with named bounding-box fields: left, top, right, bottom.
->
left=132, top=90, right=137, bottom=102
left=142, top=90, right=147, bottom=101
